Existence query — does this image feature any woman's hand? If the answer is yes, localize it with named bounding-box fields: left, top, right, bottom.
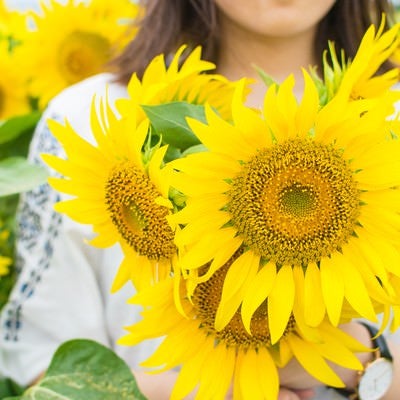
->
left=278, top=388, right=315, bottom=400
left=222, top=385, right=315, bottom=399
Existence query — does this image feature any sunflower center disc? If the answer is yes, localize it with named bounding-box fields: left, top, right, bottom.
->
left=193, top=260, right=295, bottom=349
left=227, top=139, right=361, bottom=265
left=280, top=183, right=316, bottom=218
left=58, top=31, right=110, bottom=83
left=105, top=161, right=176, bottom=260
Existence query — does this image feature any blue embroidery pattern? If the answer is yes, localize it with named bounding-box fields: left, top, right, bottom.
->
left=2, top=113, right=63, bottom=341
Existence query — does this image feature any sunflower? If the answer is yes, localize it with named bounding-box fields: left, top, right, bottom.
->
left=0, top=224, right=12, bottom=278
left=42, top=99, right=176, bottom=290
left=20, top=0, right=139, bottom=108
left=170, top=73, right=400, bottom=343
left=0, top=255, right=11, bottom=277
left=116, top=45, right=245, bottom=122
left=322, top=19, right=400, bottom=102
left=120, top=258, right=369, bottom=400
left=0, top=42, right=30, bottom=119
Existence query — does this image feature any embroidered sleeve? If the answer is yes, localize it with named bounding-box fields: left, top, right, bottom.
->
left=2, top=112, right=63, bottom=342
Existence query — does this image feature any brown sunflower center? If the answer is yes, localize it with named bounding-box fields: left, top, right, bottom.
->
left=193, top=258, right=295, bottom=350
left=105, top=161, right=176, bottom=260
left=227, top=139, right=360, bottom=266
left=58, top=31, right=110, bottom=84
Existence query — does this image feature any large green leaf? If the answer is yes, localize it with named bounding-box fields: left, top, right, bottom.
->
left=6, top=339, right=147, bottom=400
left=0, top=157, right=48, bottom=197
left=0, top=377, right=24, bottom=398
left=142, top=101, right=207, bottom=151
left=0, top=112, right=41, bottom=145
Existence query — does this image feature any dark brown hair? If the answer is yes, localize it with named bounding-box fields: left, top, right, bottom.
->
left=110, top=0, right=396, bottom=84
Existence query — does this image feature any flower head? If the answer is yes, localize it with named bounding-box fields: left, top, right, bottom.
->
left=120, top=263, right=368, bottom=400
left=20, top=0, right=139, bottom=108
left=170, top=74, right=400, bottom=342
left=320, top=19, right=400, bottom=102
left=42, top=98, right=175, bottom=290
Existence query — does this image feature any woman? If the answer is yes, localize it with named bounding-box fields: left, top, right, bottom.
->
left=1, top=1, right=399, bottom=399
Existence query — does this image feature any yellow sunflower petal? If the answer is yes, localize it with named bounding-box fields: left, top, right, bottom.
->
left=277, top=75, right=298, bottom=138
left=273, top=339, right=294, bottom=368
left=256, top=347, right=280, bottom=399
left=190, top=236, right=243, bottom=286
left=171, top=151, right=242, bottom=180
left=215, top=250, right=260, bottom=331
left=335, top=253, right=378, bottom=322
left=348, top=232, right=390, bottom=283
left=170, top=338, right=211, bottom=400
left=304, top=262, right=326, bottom=326
left=287, top=335, right=345, bottom=388
left=169, top=193, right=228, bottom=224
left=232, top=79, right=272, bottom=149
left=53, top=199, right=108, bottom=224
left=241, top=262, right=277, bottom=334
left=268, top=264, right=295, bottom=344
left=196, top=344, right=235, bottom=400
left=142, top=322, right=206, bottom=371
left=174, top=211, right=231, bottom=247
left=47, top=178, right=105, bottom=201
left=238, top=348, right=279, bottom=400
left=180, top=227, right=239, bottom=270
left=320, top=321, right=372, bottom=353
left=43, top=154, right=104, bottom=181
left=314, top=336, right=363, bottom=370
left=263, top=83, right=287, bottom=141
left=111, top=256, right=132, bottom=293
left=187, top=105, right=255, bottom=160
left=170, top=169, right=230, bottom=196
left=320, top=254, right=345, bottom=326
left=295, top=70, right=320, bottom=136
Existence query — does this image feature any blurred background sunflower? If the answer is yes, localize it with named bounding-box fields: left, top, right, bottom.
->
left=16, top=0, right=139, bottom=108
left=0, top=42, right=31, bottom=119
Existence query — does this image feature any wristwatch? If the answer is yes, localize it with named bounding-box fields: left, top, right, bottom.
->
left=333, top=322, right=394, bottom=400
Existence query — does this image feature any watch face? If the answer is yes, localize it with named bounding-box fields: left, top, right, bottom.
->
left=358, top=358, right=393, bottom=400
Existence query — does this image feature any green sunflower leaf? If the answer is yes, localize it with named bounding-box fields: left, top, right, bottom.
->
left=0, top=112, right=42, bottom=145
left=0, top=377, right=24, bottom=398
left=0, top=157, right=48, bottom=197
left=6, top=339, right=147, bottom=400
left=142, top=101, right=206, bottom=151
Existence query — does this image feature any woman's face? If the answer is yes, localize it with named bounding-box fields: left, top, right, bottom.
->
left=213, top=0, right=336, bottom=38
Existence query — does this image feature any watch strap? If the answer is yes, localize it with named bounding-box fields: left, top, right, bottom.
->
left=331, top=322, right=393, bottom=399
left=358, top=322, right=393, bottom=361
